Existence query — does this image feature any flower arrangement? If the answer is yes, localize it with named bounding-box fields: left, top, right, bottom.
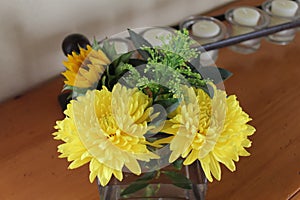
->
left=53, top=28, right=255, bottom=198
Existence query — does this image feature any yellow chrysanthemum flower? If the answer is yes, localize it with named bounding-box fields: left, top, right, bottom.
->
left=162, top=86, right=255, bottom=182
left=53, top=84, right=159, bottom=186
left=62, top=45, right=110, bottom=88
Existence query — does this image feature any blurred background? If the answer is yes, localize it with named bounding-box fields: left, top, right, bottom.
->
left=0, top=0, right=233, bottom=102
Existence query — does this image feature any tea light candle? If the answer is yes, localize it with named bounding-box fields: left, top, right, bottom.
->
left=192, top=20, right=220, bottom=38
left=233, top=7, right=260, bottom=26
left=200, top=51, right=215, bottom=62
left=271, top=0, right=298, bottom=17
left=142, top=28, right=173, bottom=46
left=114, top=41, right=128, bottom=54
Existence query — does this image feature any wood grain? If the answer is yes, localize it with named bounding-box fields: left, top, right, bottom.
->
left=0, top=77, right=99, bottom=199
left=0, top=0, right=299, bottom=199
left=207, top=34, right=300, bottom=200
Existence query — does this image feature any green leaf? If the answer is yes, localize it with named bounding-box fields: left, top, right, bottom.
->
left=62, top=85, right=90, bottom=97
left=218, top=67, right=233, bottom=81
left=101, top=39, right=118, bottom=61
left=200, top=84, right=214, bottom=99
left=97, top=75, right=106, bottom=90
left=100, top=53, right=134, bottom=90
left=136, top=171, right=157, bottom=182
left=172, top=159, right=184, bottom=170
left=111, top=51, right=133, bottom=70
left=145, top=184, right=160, bottom=197
left=62, top=84, right=74, bottom=92
left=198, top=67, right=232, bottom=84
left=120, top=171, right=157, bottom=197
left=102, top=52, right=133, bottom=90
left=91, top=37, right=102, bottom=51
left=154, top=98, right=179, bottom=114
left=189, top=54, right=201, bottom=70
left=120, top=182, right=149, bottom=196
left=162, top=171, right=192, bottom=189
left=128, top=58, right=147, bottom=67
left=128, top=29, right=152, bottom=60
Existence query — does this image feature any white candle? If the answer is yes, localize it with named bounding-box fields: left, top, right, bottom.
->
left=114, top=41, right=128, bottom=54
left=232, top=26, right=254, bottom=36
left=192, top=20, right=220, bottom=38
left=233, top=7, right=260, bottom=26
left=271, top=0, right=298, bottom=17
left=142, top=28, right=173, bottom=46
left=199, top=50, right=219, bottom=67
left=200, top=51, right=215, bottom=62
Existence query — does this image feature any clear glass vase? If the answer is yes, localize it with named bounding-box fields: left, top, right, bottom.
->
left=97, top=161, right=207, bottom=200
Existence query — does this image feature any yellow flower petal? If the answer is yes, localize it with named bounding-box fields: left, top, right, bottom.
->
left=53, top=84, right=159, bottom=186
left=62, top=45, right=110, bottom=88
left=163, top=83, right=256, bottom=182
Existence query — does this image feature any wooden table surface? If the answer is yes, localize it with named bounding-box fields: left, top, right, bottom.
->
left=1, top=1, right=299, bottom=199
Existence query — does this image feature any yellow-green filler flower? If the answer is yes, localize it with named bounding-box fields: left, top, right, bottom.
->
left=53, top=84, right=159, bottom=186
left=161, top=86, right=255, bottom=182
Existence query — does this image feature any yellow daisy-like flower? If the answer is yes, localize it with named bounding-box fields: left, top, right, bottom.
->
left=62, top=45, right=110, bottom=88
left=162, top=86, right=255, bottom=182
left=53, top=84, right=159, bottom=186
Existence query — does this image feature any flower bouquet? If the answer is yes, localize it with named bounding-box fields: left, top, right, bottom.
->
left=53, top=28, right=255, bottom=199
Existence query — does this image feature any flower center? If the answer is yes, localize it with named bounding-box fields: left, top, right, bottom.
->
left=98, top=115, right=118, bottom=137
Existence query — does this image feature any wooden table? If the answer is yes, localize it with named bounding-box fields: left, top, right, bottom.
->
left=1, top=1, right=299, bottom=199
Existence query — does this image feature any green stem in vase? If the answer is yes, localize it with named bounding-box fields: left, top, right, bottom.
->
left=120, top=171, right=157, bottom=197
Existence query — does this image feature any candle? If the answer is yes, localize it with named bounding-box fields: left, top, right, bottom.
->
left=261, top=0, right=298, bottom=44
left=101, top=38, right=131, bottom=55
left=226, top=6, right=269, bottom=53
left=271, top=0, right=298, bottom=17
left=191, top=21, right=220, bottom=66
left=142, top=28, right=173, bottom=46
left=200, top=51, right=215, bottom=63
left=192, top=20, right=220, bottom=38
left=113, top=41, right=128, bottom=54
left=233, top=7, right=260, bottom=26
